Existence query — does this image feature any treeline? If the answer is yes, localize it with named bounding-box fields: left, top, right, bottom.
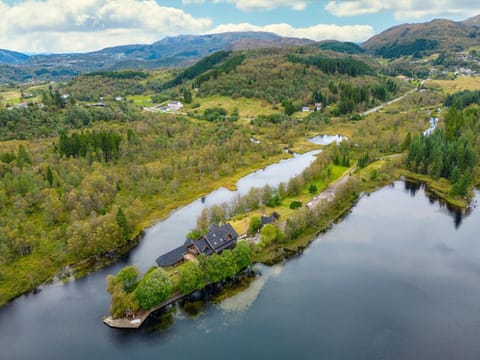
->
left=194, top=54, right=246, bottom=87
left=163, top=50, right=231, bottom=89
left=406, top=106, right=478, bottom=196
left=201, top=106, right=239, bottom=122
left=332, top=79, right=398, bottom=115
left=58, top=131, right=122, bottom=162
left=67, top=75, right=146, bottom=101
left=309, top=78, right=399, bottom=116
left=84, top=70, right=148, bottom=79
left=0, top=102, right=137, bottom=140
left=283, top=179, right=361, bottom=241
left=318, top=41, right=365, bottom=55
left=287, top=54, right=373, bottom=77
left=106, top=242, right=252, bottom=318
left=445, top=90, right=480, bottom=109
left=193, top=150, right=336, bottom=231
left=374, top=39, right=439, bottom=59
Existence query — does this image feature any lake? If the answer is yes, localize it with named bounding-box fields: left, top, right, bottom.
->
left=1, top=170, right=480, bottom=359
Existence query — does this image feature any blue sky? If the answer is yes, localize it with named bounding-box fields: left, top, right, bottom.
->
left=172, top=0, right=397, bottom=32
left=0, top=0, right=479, bottom=53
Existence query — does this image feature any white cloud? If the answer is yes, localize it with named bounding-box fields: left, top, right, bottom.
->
left=325, top=0, right=480, bottom=20
left=184, top=0, right=308, bottom=11
left=0, top=0, right=212, bottom=53
left=210, top=22, right=374, bottom=42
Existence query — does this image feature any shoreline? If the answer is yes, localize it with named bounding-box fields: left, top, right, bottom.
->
left=0, top=148, right=314, bottom=307
left=102, top=160, right=475, bottom=329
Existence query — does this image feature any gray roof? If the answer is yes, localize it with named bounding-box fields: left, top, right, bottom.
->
left=202, top=224, right=238, bottom=253
left=155, top=223, right=238, bottom=267
left=261, top=215, right=276, bottom=226
left=196, top=238, right=214, bottom=256
left=155, top=245, right=185, bottom=267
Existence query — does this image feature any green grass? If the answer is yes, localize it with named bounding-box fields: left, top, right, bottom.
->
left=127, top=95, right=153, bottom=107
left=426, top=77, right=480, bottom=93
left=190, top=96, right=280, bottom=118
left=0, top=90, right=21, bottom=106
left=229, top=164, right=349, bottom=233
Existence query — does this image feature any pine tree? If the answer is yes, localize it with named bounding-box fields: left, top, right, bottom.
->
left=46, top=166, right=54, bottom=187
left=116, top=208, right=131, bottom=241
left=17, top=144, right=31, bottom=168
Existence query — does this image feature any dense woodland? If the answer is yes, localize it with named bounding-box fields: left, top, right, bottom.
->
left=194, top=48, right=404, bottom=113
left=407, top=92, right=480, bottom=196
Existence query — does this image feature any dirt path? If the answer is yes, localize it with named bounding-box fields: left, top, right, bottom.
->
left=361, top=90, right=415, bottom=117
left=307, top=167, right=354, bottom=208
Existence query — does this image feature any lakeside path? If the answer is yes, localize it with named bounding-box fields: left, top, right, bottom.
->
left=305, top=166, right=355, bottom=209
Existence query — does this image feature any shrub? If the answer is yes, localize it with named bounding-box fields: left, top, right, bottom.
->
left=289, top=201, right=302, bottom=210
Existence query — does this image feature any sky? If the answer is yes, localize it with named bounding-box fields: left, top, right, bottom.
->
left=1, top=0, right=480, bottom=53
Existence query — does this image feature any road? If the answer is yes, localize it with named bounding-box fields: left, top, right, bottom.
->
left=361, top=92, right=411, bottom=116
left=306, top=167, right=354, bottom=208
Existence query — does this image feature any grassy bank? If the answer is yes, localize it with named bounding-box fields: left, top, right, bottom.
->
left=402, top=171, right=469, bottom=208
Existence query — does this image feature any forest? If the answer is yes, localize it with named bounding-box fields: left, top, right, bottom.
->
left=406, top=105, right=479, bottom=196
left=374, top=39, right=439, bottom=59
left=195, top=47, right=404, bottom=112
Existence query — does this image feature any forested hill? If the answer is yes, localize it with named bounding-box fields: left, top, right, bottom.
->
left=0, top=49, right=29, bottom=64
left=153, top=46, right=405, bottom=116
left=362, top=14, right=480, bottom=58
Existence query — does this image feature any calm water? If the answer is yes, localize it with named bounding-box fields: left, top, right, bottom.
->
left=2, top=168, right=480, bottom=359
left=309, top=134, right=346, bottom=145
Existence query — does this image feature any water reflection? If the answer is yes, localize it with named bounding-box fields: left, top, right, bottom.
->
left=308, top=134, right=346, bottom=145
left=404, top=180, right=466, bottom=228
left=404, top=179, right=422, bottom=196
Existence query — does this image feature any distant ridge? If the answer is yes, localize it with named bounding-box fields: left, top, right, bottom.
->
left=362, top=14, right=480, bottom=58
left=0, top=49, right=29, bottom=64
left=0, top=32, right=315, bottom=83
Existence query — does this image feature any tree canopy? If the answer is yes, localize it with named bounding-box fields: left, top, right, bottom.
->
left=134, top=268, right=173, bottom=310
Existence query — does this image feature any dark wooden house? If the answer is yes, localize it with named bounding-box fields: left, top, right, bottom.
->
left=155, top=223, right=238, bottom=268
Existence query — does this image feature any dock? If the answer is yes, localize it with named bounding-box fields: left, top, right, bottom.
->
left=103, top=292, right=186, bottom=329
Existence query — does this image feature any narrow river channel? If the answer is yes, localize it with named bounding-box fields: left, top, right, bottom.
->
left=1, top=152, right=480, bottom=359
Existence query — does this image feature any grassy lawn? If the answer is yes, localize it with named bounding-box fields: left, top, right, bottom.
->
left=0, top=90, right=21, bottom=106
left=426, top=77, right=480, bottom=93
left=127, top=94, right=153, bottom=107
left=191, top=96, right=280, bottom=118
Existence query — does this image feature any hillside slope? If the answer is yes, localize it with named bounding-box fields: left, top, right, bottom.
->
left=363, top=15, right=480, bottom=58
left=157, top=46, right=405, bottom=116
left=0, top=49, right=29, bottom=64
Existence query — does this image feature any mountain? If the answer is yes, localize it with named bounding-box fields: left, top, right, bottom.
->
left=0, top=32, right=315, bottom=84
left=362, top=15, right=480, bottom=58
left=0, top=49, right=29, bottom=64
